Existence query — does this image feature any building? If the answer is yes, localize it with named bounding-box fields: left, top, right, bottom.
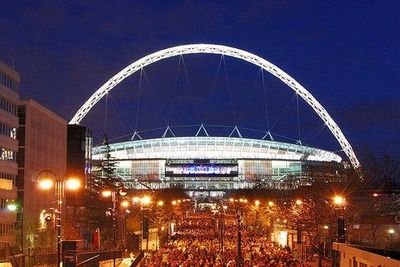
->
left=17, top=99, right=67, bottom=253
left=333, top=242, right=400, bottom=267
left=66, top=125, right=101, bottom=249
left=92, top=131, right=349, bottom=198
left=0, top=60, right=19, bottom=247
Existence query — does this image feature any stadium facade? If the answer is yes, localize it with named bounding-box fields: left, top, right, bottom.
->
left=92, top=135, right=349, bottom=197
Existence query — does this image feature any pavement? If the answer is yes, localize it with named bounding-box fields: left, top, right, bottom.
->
left=301, top=258, right=332, bottom=267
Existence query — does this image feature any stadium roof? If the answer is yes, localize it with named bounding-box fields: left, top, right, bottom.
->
left=92, top=136, right=342, bottom=163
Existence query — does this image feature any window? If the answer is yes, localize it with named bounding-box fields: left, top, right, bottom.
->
left=0, top=122, right=17, bottom=139
left=0, top=97, right=17, bottom=115
left=0, top=148, right=16, bottom=162
left=0, top=172, right=17, bottom=186
left=0, top=72, right=19, bottom=92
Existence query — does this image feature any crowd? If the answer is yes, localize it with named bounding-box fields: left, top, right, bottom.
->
left=142, top=209, right=299, bottom=266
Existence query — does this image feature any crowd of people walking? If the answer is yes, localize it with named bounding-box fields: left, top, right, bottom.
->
left=142, top=208, right=299, bottom=266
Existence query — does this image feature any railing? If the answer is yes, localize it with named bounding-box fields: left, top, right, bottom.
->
left=25, top=253, right=57, bottom=266
left=130, top=251, right=144, bottom=267
left=76, top=254, right=100, bottom=266
left=0, top=242, right=18, bottom=266
left=23, top=250, right=123, bottom=266
left=78, top=250, right=123, bottom=263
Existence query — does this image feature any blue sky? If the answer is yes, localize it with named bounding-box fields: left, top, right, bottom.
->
left=0, top=1, right=399, bottom=160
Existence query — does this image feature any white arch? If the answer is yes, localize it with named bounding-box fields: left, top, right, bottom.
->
left=69, top=44, right=360, bottom=169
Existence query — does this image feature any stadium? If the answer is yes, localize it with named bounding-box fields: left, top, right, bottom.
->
left=72, top=44, right=359, bottom=197
left=91, top=127, right=348, bottom=197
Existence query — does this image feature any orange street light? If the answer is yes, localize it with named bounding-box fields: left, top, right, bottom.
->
left=119, top=189, right=127, bottom=196
left=39, top=178, right=54, bottom=190
left=65, top=178, right=81, bottom=190
left=172, top=200, right=177, bottom=206
left=35, top=170, right=82, bottom=267
left=141, top=196, right=151, bottom=205
left=333, top=195, right=345, bottom=206
left=295, top=199, right=303, bottom=205
left=132, top=196, right=140, bottom=203
left=255, top=200, right=260, bottom=207
left=157, top=200, right=164, bottom=207
left=121, top=200, right=130, bottom=208
left=268, top=201, right=274, bottom=207
left=102, top=190, right=112, bottom=198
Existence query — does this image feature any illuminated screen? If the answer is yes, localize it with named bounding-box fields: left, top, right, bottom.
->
left=165, top=163, right=238, bottom=177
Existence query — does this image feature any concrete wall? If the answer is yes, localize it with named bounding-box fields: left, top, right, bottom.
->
left=18, top=99, right=67, bottom=253
left=333, top=242, right=400, bottom=267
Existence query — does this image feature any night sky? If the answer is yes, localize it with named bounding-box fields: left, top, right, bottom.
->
left=0, top=1, right=399, bottom=162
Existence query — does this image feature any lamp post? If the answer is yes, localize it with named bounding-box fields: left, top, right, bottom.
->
left=102, top=189, right=128, bottom=267
left=155, top=200, right=164, bottom=250
left=229, top=198, right=247, bottom=267
left=236, top=209, right=242, bottom=267
left=333, top=195, right=346, bottom=243
left=36, top=170, right=81, bottom=267
left=6, top=199, right=23, bottom=256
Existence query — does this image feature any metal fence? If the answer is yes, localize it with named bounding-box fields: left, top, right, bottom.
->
left=18, top=250, right=123, bottom=266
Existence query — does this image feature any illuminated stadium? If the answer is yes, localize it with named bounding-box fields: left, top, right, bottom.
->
left=70, top=44, right=359, bottom=196
left=91, top=130, right=348, bottom=197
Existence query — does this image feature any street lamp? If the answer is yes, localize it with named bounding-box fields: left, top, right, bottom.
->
left=141, top=196, right=151, bottom=205
left=102, top=190, right=112, bottom=197
left=120, top=200, right=130, bottom=208
left=229, top=198, right=247, bottom=267
left=38, top=178, right=54, bottom=190
left=6, top=200, right=18, bottom=211
left=130, top=196, right=153, bottom=252
left=36, top=170, right=81, bottom=267
left=332, top=195, right=346, bottom=243
left=101, top=189, right=128, bottom=267
left=333, top=195, right=345, bottom=206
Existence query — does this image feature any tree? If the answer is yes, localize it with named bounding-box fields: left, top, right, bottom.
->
left=97, top=134, right=119, bottom=189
